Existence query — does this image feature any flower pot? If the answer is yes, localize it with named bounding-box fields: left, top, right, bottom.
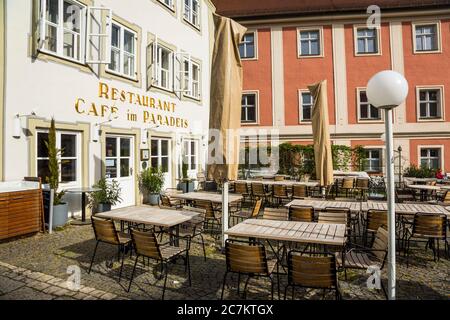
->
left=97, top=203, right=112, bottom=213
left=178, top=181, right=195, bottom=193
left=52, top=203, right=68, bottom=228
left=147, top=193, right=160, bottom=206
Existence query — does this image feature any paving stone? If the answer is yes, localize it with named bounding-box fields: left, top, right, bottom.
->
left=0, top=275, right=25, bottom=294
left=0, top=286, right=53, bottom=300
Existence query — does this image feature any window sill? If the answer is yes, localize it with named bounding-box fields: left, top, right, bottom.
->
left=37, top=49, right=85, bottom=67
left=413, top=49, right=442, bottom=55
left=357, top=119, right=384, bottom=123
left=183, top=94, right=202, bottom=103
left=150, top=84, right=175, bottom=95
left=297, top=54, right=324, bottom=59
left=183, top=18, right=201, bottom=32
left=417, top=117, right=444, bottom=122
left=241, top=56, right=258, bottom=61
left=105, top=69, right=139, bottom=83
left=241, top=122, right=259, bottom=126
left=354, top=52, right=381, bottom=57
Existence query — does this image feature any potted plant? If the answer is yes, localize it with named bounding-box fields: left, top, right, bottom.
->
left=89, top=178, right=122, bottom=213
left=178, top=162, right=195, bottom=193
left=46, top=118, right=68, bottom=228
left=139, top=167, right=165, bottom=205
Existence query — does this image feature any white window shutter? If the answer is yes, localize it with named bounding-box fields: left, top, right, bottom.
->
left=79, top=7, right=87, bottom=64
left=153, top=35, right=159, bottom=86
left=85, top=7, right=112, bottom=64
left=38, top=0, right=47, bottom=48
left=169, top=51, right=174, bottom=91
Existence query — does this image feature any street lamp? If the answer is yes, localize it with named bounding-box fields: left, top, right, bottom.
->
left=367, top=70, right=409, bottom=300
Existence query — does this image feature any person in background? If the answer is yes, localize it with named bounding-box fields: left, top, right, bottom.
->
left=435, top=168, right=444, bottom=180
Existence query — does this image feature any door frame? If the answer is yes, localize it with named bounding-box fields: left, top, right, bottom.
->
left=101, top=126, right=141, bottom=206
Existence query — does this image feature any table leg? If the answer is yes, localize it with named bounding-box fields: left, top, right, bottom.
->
left=81, top=192, right=86, bottom=222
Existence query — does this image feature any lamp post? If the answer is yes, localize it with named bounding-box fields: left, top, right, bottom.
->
left=367, top=70, right=409, bottom=300
left=397, top=146, right=403, bottom=187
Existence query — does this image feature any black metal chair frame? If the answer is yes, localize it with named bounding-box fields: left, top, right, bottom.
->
left=284, top=250, right=341, bottom=300
left=127, top=229, right=191, bottom=300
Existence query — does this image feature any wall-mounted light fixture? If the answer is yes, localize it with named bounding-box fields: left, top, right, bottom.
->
left=92, top=117, right=113, bottom=143
left=13, top=111, right=37, bottom=139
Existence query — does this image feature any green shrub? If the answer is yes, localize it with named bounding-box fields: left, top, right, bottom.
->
left=89, top=178, right=122, bottom=208
left=403, top=164, right=436, bottom=178
left=140, top=167, right=165, bottom=194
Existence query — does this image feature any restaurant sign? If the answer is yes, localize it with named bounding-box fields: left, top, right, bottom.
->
left=74, top=82, right=189, bottom=128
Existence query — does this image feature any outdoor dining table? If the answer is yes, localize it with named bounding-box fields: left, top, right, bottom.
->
left=95, top=206, right=200, bottom=246
left=66, top=187, right=101, bottom=225
left=171, top=191, right=243, bottom=204
left=225, top=219, right=346, bottom=247
left=286, top=199, right=450, bottom=217
left=406, top=184, right=441, bottom=201
left=236, top=179, right=320, bottom=187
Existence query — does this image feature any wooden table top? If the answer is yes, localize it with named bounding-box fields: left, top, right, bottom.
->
left=95, top=206, right=199, bottom=228
left=236, top=180, right=319, bottom=187
left=407, top=184, right=441, bottom=191
left=171, top=192, right=243, bottom=203
left=286, top=199, right=450, bottom=217
left=225, top=219, right=346, bottom=246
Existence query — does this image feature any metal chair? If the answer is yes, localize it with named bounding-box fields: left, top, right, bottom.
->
left=336, top=226, right=388, bottom=298
left=127, top=229, right=191, bottom=299
left=340, top=177, right=355, bottom=198
left=405, top=212, right=448, bottom=266
left=289, top=206, right=315, bottom=222
left=194, top=199, right=221, bottom=238
left=364, top=209, right=387, bottom=246
left=89, top=217, right=132, bottom=282
left=160, top=194, right=182, bottom=209
left=221, top=239, right=279, bottom=300
left=179, top=206, right=208, bottom=261
left=355, top=178, right=369, bottom=201
left=251, top=182, right=272, bottom=204
left=292, top=184, right=308, bottom=199
left=273, top=185, right=291, bottom=207
left=235, top=181, right=251, bottom=204
left=230, top=198, right=263, bottom=226
left=285, top=251, right=341, bottom=300
left=262, top=208, right=289, bottom=221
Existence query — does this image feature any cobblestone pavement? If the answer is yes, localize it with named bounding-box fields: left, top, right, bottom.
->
left=0, top=224, right=448, bottom=300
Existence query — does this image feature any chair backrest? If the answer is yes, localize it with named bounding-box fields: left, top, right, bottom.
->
left=371, top=227, right=389, bottom=264
left=412, top=212, right=447, bottom=238
left=263, top=208, right=288, bottom=221
left=235, top=182, right=248, bottom=194
left=251, top=183, right=265, bottom=196
left=130, top=229, right=161, bottom=260
left=355, top=178, right=369, bottom=189
left=91, top=217, right=119, bottom=245
left=366, top=210, right=388, bottom=232
left=292, top=184, right=307, bottom=198
left=289, top=206, right=314, bottom=222
left=180, top=206, right=206, bottom=234
left=251, top=199, right=263, bottom=218
left=318, top=211, right=348, bottom=225
left=287, top=251, right=338, bottom=289
left=160, top=194, right=173, bottom=207
left=427, top=180, right=437, bottom=186
left=274, top=176, right=285, bottom=181
left=225, top=240, right=268, bottom=274
left=273, top=184, right=287, bottom=197
left=194, top=199, right=215, bottom=218
left=396, top=188, right=415, bottom=203
left=342, top=177, right=354, bottom=189
left=441, top=190, right=450, bottom=203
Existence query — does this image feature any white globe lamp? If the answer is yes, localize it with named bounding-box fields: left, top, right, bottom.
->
left=367, top=70, right=408, bottom=301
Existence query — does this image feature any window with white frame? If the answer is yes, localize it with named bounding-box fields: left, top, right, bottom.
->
left=152, top=41, right=174, bottom=91
left=358, top=89, right=381, bottom=121
left=183, top=140, right=198, bottom=170
left=363, top=149, right=382, bottom=172
left=420, top=148, right=441, bottom=170
left=37, top=131, right=80, bottom=184
left=183, top=0, right=200, bottom=28
left=107, top=22, right=137, bottom=79
left=241, top=93, right=257, bottom=123
left=159, top=0, right=175, bottom=10
left=39, top=0, right=85, bottom=62
left=299, top=29, right=321, bottom=56
left=415, top=23, right=439, bottom=52
left=355, top=27, right=379, bottom=54
left=150, top=138, right=170, bottom=173
left=299, top=91, right=314, bottom=122
left=418, top=88, right=442, bottom=119
left=183, top=59, right=201, bottom=99
left=239, top=32, right=256, bottom=59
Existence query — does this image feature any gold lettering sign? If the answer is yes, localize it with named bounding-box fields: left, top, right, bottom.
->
left=75, top=82, right=189, bottom=128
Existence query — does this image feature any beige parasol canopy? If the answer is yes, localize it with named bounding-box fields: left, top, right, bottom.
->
left=207, top=14, right=247, bottom=181
left=309, top=80, right=334, bottom=186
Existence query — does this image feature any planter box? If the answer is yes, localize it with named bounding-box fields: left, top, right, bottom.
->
left=178, top=181, right=195, bottom=193
left=96, top=203, right=111, bottom=213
